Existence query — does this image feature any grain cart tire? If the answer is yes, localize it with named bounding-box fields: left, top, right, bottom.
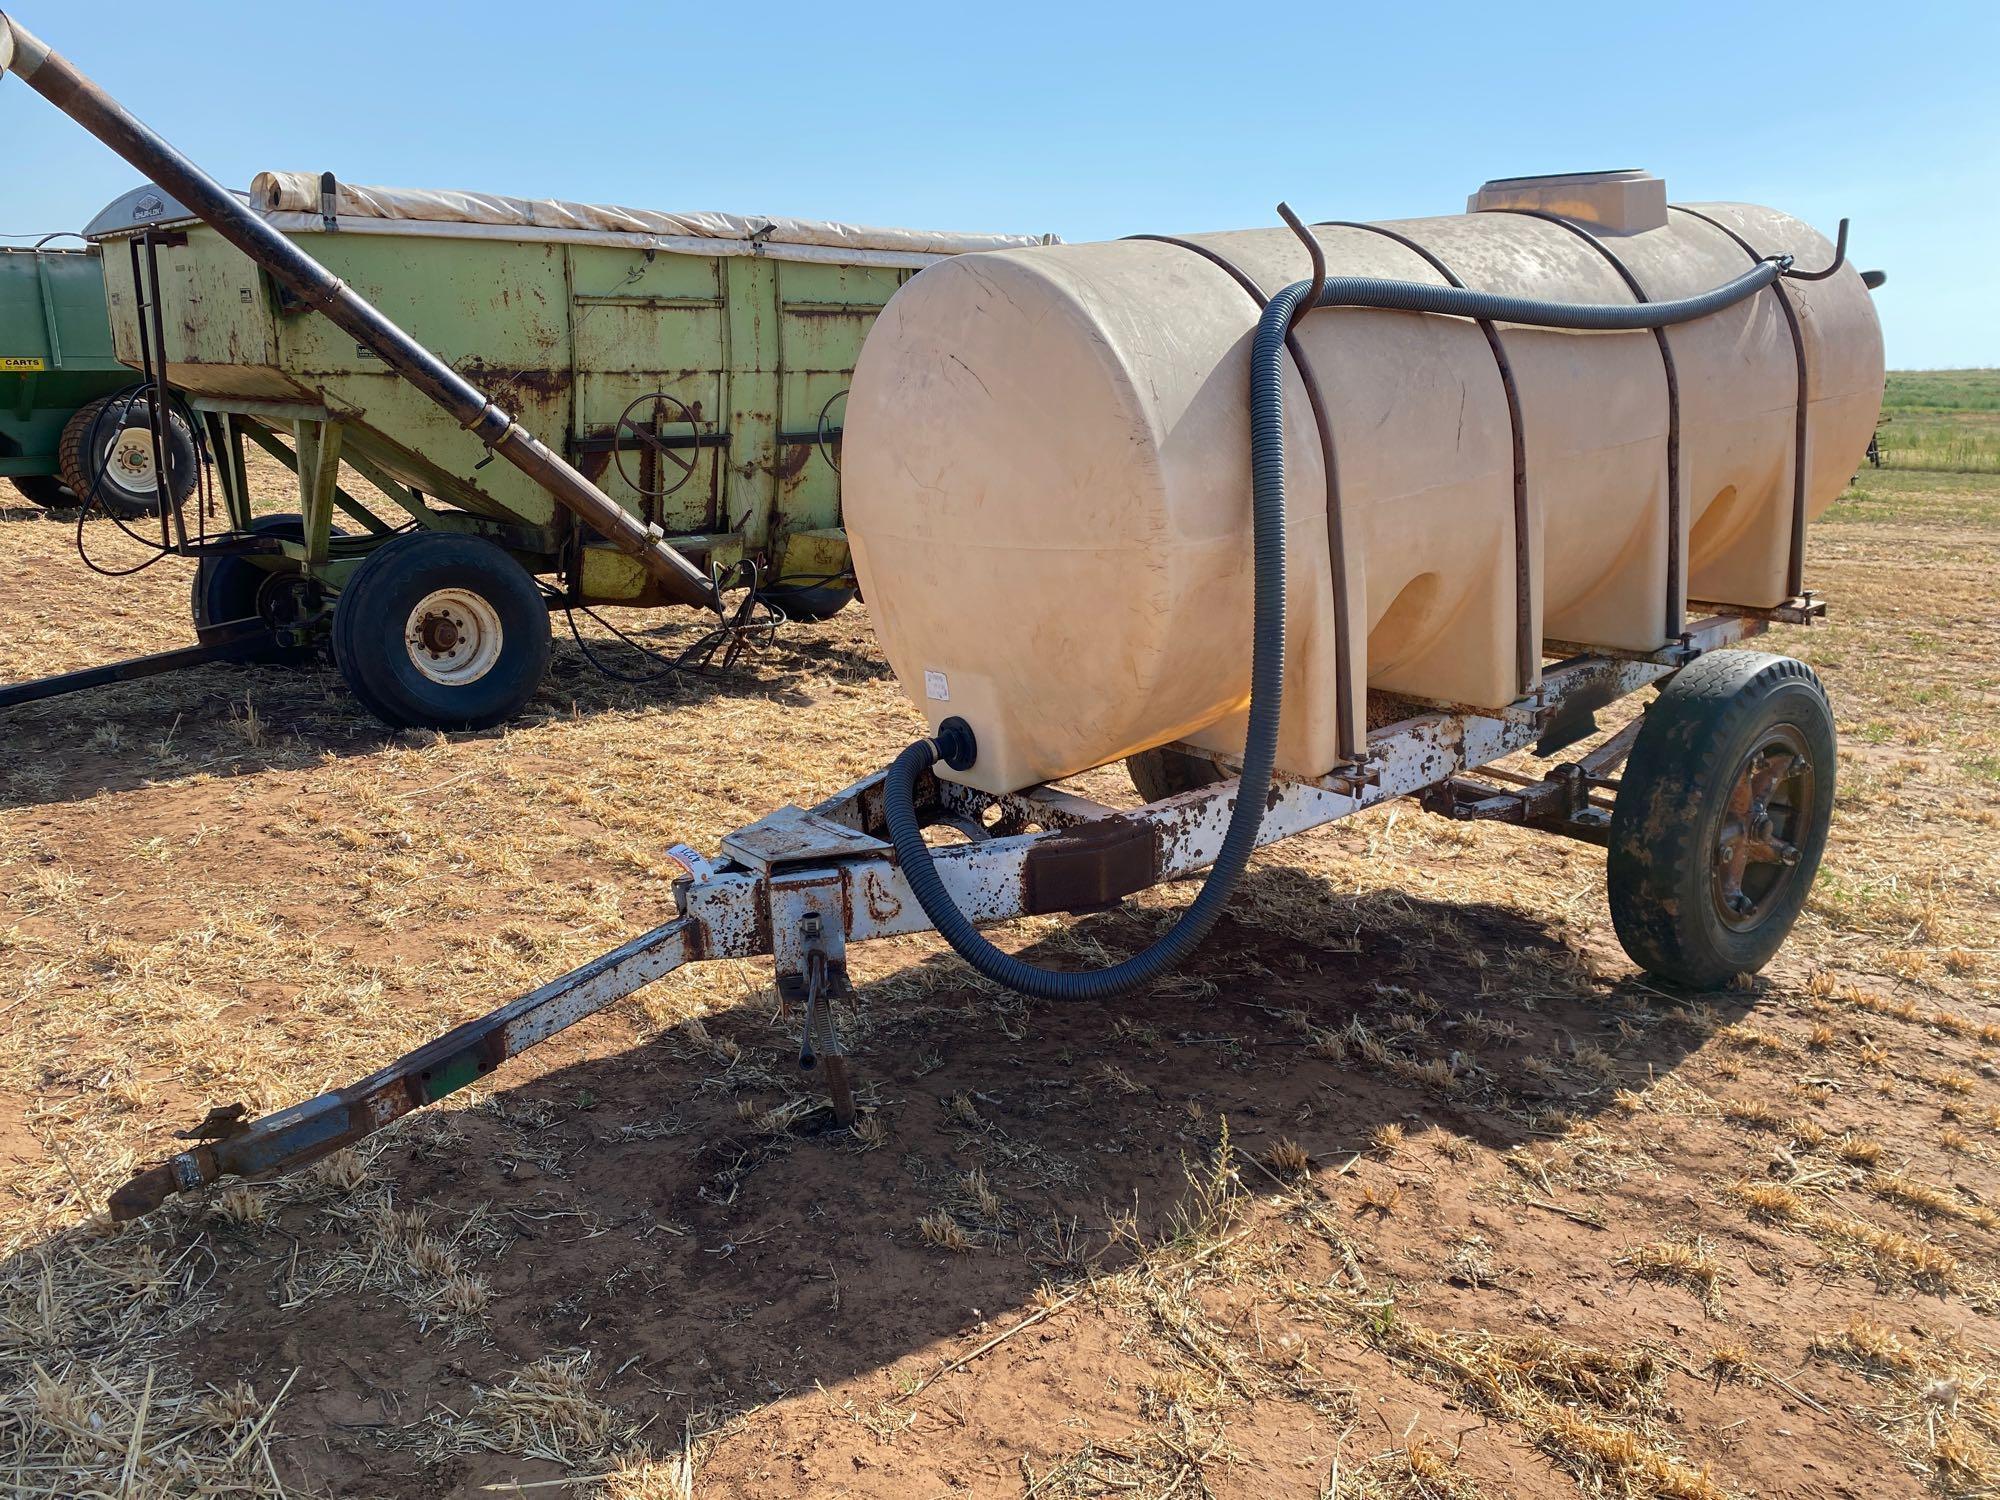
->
left=768, top=583, right=856, bottom=622
left=192, top=513, right=345, bottom=665
left=332, top=533, right=550, bottom=730
left=1125, top=745, right=1232, bottom=804
left=8, top=475, right=75, bottom=508
left=1607, top=650, right=1835, bottom=990
left=58, top=395, right=197, bottom=520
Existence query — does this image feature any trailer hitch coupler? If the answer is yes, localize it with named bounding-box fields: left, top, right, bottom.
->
left=108, top=1145, right=218, bottom=1221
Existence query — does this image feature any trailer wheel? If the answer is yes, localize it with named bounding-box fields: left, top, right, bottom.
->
left=767, top=583, right=856, bottom=622
left=59, top=395, right=198, bottom=520
left=1126, top=745, right=1231, bottom=803
left=332, top=533, right=550, bottom=730
left=1607, top=650, right=1835, bottom=989
left=192, top=513, right=344, bottom=665
left=8, top=475, right=75, bottom=509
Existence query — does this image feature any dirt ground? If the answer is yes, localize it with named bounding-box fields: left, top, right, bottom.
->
left=2, top=453, right=1997, bottom=1499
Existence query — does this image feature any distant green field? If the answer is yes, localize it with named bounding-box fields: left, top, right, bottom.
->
left=1873, top=369, right=2000, bottom=474
left=1883, top=368, right=2000, bottom=413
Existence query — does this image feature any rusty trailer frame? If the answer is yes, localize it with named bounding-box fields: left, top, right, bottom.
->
left=107, top=605, right=1805, bottom=1218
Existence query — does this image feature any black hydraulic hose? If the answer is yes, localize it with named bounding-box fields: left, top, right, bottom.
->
left=888, top=240, right=1797, bottom=1002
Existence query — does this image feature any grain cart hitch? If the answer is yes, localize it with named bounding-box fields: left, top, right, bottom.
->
left=0, top=12, right=721, bottom=614
left=106, top=610, right=1795, bottom=1219
left=0, top=615, right=271, bottom=709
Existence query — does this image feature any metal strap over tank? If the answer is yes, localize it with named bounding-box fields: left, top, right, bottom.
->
left=1314, top=222, right=1535, bottom=699
left=1490, top=208, right=1685, bottom=641
left=1127, top=234, right=1364, bottom=764
left=1669, top=205, right=1811, bottom=598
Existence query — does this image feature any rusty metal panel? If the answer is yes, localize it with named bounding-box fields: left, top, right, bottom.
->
left=101, top=234, right=283, bottom=393
left=775, top=260, right=901, bottom=536
left=1021, top=817, right=1160, bottom=914
left=721, top=804, right=891, bottom=871
left=92, top=216, right=893, bottom=589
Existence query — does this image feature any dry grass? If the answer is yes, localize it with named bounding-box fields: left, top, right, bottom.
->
left=1812, top=1319, right=2000, bottom=1492
left=1264, top=1137, right=1314, bottom=1180
left=1616, top=1236, right=1723, bottom=1313
left=423, top=1353, right=637, bottom=1466
left=0, top=452, right=1997, bottom=1497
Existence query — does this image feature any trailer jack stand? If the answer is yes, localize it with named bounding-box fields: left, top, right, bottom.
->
left=788, top=916, right=857, bottom=1128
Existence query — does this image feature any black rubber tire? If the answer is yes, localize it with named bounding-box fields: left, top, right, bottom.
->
left=1125, top=745, right=1232, bottom=804
left=8, top=474, right=75, bottom=508
left=767, top=583, right=856, bottom=622
left=191, top=513, right=342, bottom=665
left=331, top=532, right=550, bottom=730
left=1607, top=650, right=1836, bottom=989
left=58, top=394, right=198, bottom=520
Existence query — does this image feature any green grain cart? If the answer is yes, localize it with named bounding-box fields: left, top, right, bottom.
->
left=0, top=235, right=194, bottom=515
left=73, top=173, right=1045, bottom=728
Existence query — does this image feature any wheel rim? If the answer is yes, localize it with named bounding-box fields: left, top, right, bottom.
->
left=404, top=588, right=504, bottom=686
left=100, top=424, right=159, bottom=498
left=1711, top=724, right=1815, bottom=932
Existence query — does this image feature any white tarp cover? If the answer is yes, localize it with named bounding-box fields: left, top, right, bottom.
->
left=249, top=172, right=1048, bottom=257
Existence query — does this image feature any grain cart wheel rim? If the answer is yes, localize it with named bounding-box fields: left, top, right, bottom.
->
left=1606, top=650, right=1836, bottom=990
left=103, top=424, right=158, bottom=492
left=59, top=395, right=198, bottom=519
left=403, top=588, right=505, bottom=686
left=1711, top=725, right=1815, bottom=932
left=332, top=533, right=550, bottom=731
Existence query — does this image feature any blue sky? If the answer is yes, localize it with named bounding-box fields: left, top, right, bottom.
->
left=3, top=0, right=1993, bottom=368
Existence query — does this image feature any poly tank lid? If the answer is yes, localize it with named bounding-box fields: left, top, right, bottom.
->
left=1468, top=169, right=1667, bottom=233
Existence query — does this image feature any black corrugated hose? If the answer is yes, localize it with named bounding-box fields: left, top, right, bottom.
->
left=884, top=227, right=1804, bottom=1002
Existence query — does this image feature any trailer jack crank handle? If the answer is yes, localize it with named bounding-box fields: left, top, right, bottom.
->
left=110, top=916, right=699, bottom=1219
left=0, top=12, right=720, bottom=614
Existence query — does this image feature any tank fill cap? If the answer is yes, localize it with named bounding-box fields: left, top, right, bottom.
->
left=1469, top=170, right=1667, bottom=234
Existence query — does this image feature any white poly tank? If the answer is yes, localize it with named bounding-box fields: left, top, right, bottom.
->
left=843, top=172, right=1885, bottom=794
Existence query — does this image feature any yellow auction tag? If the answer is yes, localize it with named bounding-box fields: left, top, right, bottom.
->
left=0, top=357, right=47, bottom=372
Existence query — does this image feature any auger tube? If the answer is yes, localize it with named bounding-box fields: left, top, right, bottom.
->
left=0, top=12, right=720, bottom=611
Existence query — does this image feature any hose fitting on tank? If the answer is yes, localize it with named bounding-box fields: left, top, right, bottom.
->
left=932, top=717, right=978, bottom=773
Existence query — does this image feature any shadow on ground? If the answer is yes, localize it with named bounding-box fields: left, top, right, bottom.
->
left=0, top=605, right=890, bottom=812
left=41, top=871, right=1752, bottom=1494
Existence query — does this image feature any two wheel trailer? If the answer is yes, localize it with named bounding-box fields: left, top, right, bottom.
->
left=107, top=621, right=1837, bottom=1219
left=0, top=14, right=1851, bottom=1223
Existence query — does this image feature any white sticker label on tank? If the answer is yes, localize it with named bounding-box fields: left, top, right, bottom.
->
left=923, top=670, right=950, bottom=702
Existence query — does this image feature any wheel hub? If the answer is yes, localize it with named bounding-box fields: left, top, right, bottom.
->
left=1712, top=729, right=1812, bottom=931
left=421, top=615, right=461, bottom=654
left=404, top=588, right=503, bottom=687
left=104, top=427, right=158, bottom=493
